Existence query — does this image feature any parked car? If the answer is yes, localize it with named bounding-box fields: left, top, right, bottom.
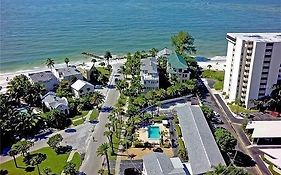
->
left=65, top=128, right=76, bottom=133
left=101, top=106, right=113, bottom=112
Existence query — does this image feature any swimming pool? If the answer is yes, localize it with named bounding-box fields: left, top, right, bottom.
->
left=148, top=126, right=160, bottom=139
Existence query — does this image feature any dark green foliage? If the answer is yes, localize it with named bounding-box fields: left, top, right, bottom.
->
left=215, top=128, right=237, bottom=153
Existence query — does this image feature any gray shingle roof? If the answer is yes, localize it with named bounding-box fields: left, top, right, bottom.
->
left=143, top=153, right=186, bottom=175
left=28, top=71, right=57, bottom=83
left=55, top=67, right=81, bottom=77
left=175, top=105, right=225, bottom=175
left=141, top=57, right=158, bottom=74
left=42, top=92, right=68, bottom=108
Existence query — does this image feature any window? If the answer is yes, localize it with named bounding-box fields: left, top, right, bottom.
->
left=79, top=90, right=83, bottom=93
left=264, top=55, right=271, bottom=58
left=266, top=43, right=273, bottom=46
left=179, top=69, right=182, bottom=72
left=87, top=88, right=90, bottom=91
left=265, top=49, right=272, bottom=52
left=263, top=61, right=270, bottom=64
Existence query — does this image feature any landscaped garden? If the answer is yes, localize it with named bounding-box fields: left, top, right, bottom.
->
left=202, top=70, right=224, bottom=90
left=0, top=147, right=82, bottom=175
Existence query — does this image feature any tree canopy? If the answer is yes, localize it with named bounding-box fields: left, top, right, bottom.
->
left=171, top=31, right=196, bottom=55
left=215, top=128, right=237, bottom=153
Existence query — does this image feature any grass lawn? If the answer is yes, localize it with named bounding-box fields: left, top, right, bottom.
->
left=96, top=67, right=111, bottom=78
left=72, top=118, right=85, bottom=126
left=71, top=152, right=81, bottom=171
left=89, top=109, right=99, bottom=121
left=229, top=104, right=257, bottom=114
left=0, top=147, right=70, bottom=175
left=72, top=110, right=89, bottom=120
left=202, top=70, right=224, bottom=90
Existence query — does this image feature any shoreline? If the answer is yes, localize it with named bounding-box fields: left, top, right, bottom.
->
left=0, top=55, right=226, bottom=93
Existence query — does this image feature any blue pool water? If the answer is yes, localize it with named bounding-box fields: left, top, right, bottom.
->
left=148, top=126, right=160, bottom=139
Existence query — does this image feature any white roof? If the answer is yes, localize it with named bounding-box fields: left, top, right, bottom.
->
left=71, top=79, right=95, bottom=91
left=246, top=121, right=281, bottom=138
left=162, top=120, right=168, bottom=125
left=227, top=33, right=281, bottom=42
left=260, top=148, right=281, bottom=168
left=157, top=48, right=172, bottom=57
left=77, top=62, right=94, bottom=71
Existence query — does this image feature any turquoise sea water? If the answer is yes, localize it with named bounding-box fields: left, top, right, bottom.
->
left=1, top=0, right=281, bottom=73
left=148, top=126, right=160, bottom=139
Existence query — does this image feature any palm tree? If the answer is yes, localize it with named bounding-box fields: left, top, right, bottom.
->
left=12, top=140, right=34, bottom=157
left=7, top=74, right=31, bottom=103
left=24, top=153, right=47, bottom=175
left=14, top=110, right=41, bottom=137
left=104, top=51, right=112, bottom=66
left=91, top=91, right=105, bottom=108
left=46, top=58, right=55, bottom=71
left=63, top=162, right=78, bottom=175
left=64, top=58, right=70, bottom=67
left=8, top=149, right=19, bottom=168
left=207, top=64, right=212, bottom=70
left=97, top=143, right=111, bottom=175
left=149, top=48, right=158, bottom=57
left=160, top=130, right=168, bottom=145
left=104, top=130, right=114, bottom=155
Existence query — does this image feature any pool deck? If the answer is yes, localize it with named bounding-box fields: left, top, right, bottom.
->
left=136, top=123, right=170, bottom=145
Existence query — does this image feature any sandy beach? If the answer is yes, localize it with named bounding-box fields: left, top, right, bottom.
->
left=0, top=55, right=124, bottom=94
left=0, top=56, right=226, bottom=94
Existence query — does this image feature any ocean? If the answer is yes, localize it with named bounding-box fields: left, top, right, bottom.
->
left=1, top=0, right=281, bottom=73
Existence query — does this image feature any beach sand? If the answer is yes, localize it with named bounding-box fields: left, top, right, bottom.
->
left=0, top=56, right=226, bottom=93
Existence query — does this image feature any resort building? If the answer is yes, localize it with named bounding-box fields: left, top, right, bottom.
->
left=143, top=152, right=186, bottom=175
left=28, top=71, right=59, bottom=91
left=175, top=105, right=225, bottom=175
left=41, top=92, right=69, bottom=114
left=260, top=148, right=281, bottom=174
left=52, top=67, right=83, bottom=83
left=77, top=62, right=95, bottom=81
left=140, top=57, right=159, bottom=91
left=246, top=120, right=281, bottom=145
left=167, top=53, right=190, bottom=83
left=157, top=47, right=172, bottom=58
left=71, top=79, right=95, bottom=98
left=223, top=33, right=281, bottom=108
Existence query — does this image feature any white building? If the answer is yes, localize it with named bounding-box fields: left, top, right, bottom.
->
left=71, top=79, right=95, bottom=98
left=223, top=33, right=281, bottom=108
left=157, top=47, right=172, bottom=58
left=52, top=67, right=83, bottom=83
left=246, top=120, right=281, bottom=145
left=41, top=92, right=69, bottom=114
left=28, top=71, right=59, bottom=91
left=140, top=57, right=159, bottom=91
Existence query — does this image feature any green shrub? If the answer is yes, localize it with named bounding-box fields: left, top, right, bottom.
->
left=176, top=124, right=182, bottom=137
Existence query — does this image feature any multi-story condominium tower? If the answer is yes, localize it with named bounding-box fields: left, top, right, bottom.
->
left=140, top=57, right=159, bottom=91
left=223, top=33, right=281, bottom=108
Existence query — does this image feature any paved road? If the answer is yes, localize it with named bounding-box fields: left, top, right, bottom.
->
left=0, top=122, right=93, bottom=163
left=201, top=79, right=271, bottom=175
left=79, top=63, right=122, bottom=175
